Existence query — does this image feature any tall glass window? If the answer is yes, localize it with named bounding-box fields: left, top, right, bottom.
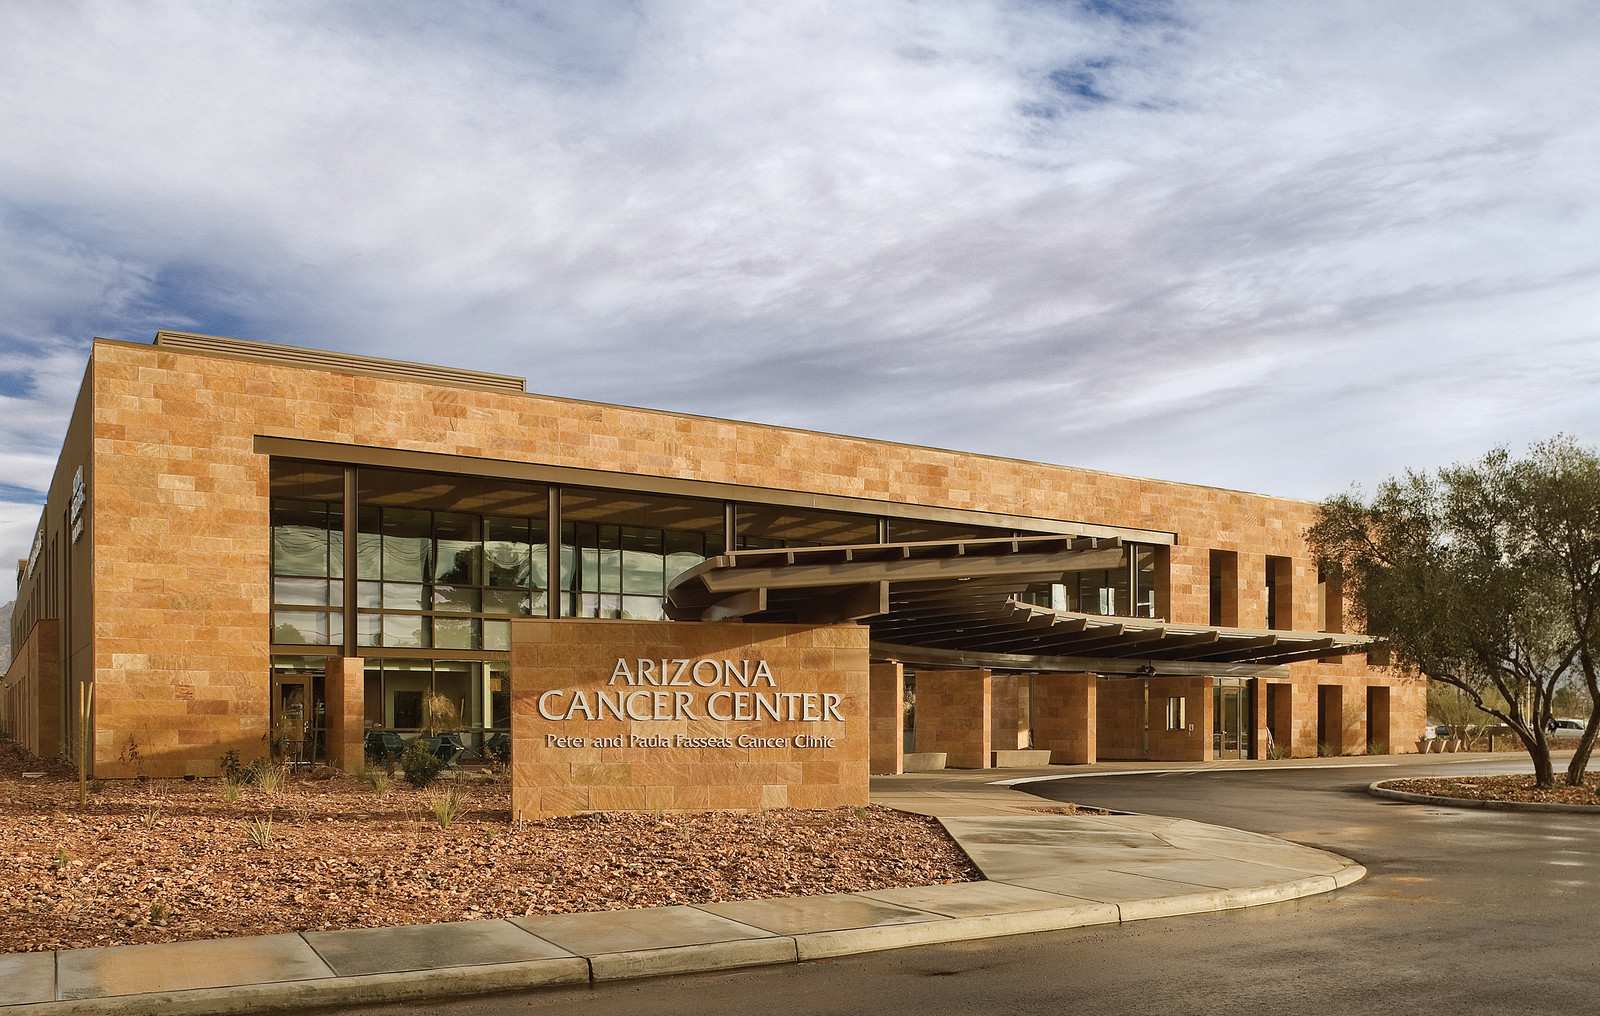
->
left=270, top=461, right=344, bottom=647
left=560, top=488, right=725, bottom=618
left=1023, top=543, right=1159, bottom=619
left=362, top=658, right=507, bottom=744
left=354, top=469, right=548, bottom=651
left=885, top=519, right=1014, bottom=543
left=736, top=504, right=879, bottom=549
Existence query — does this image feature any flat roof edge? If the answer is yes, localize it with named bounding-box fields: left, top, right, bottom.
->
left=147, top=331, right=527, bottom=395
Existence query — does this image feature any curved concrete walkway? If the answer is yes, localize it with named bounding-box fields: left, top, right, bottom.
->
left=0, top=768, right=1364, bottom=1016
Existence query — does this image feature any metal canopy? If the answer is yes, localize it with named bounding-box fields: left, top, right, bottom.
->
left=665, top=534, right=1373, bottom=672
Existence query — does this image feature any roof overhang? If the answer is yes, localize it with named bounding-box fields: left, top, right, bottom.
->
left=666, top=535, right=1373, bottom=672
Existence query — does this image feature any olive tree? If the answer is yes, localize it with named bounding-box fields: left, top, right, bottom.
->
left=1308, top=437, right=1600, bottom=788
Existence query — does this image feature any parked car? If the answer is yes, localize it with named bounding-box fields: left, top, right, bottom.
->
left=1549, top=718, right=1586, bottom=739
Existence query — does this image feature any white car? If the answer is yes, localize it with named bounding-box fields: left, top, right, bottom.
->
left=1549, top=718, right=1586, bottom=739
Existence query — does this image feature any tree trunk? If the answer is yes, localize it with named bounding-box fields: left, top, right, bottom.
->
left=1567, top=653, right=1600, bottom=786
left=1534, top=749, right=1557, bottom=788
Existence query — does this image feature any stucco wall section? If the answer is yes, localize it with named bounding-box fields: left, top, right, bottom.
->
left=509, top=619, right=869, bottom=818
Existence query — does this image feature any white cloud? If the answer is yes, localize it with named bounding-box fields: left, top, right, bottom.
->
left=1, top=0, right=1599, bottom=582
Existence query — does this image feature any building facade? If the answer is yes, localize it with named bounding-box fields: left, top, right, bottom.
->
left=1, top=332, right=1422, bottom=790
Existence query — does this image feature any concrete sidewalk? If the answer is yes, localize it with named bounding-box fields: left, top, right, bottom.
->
left=1, top=766, right=1365, bottom=1016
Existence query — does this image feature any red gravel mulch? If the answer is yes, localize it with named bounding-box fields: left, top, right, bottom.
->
left=0, top=738, right=979, bottom=954
left=1383, top=774, right=1600, bottom=807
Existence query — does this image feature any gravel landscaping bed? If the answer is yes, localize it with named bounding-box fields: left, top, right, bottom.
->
left=0, top=738, right=979, bottom=954
left=1381, top=774, right=1600, bottom=807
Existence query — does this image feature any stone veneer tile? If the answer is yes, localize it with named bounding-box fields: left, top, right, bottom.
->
left=71, top=340, right=1400, bottom=778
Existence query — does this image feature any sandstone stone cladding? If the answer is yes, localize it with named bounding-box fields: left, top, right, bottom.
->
left=1031, top=673, right=1096, bottom=765
left=1096, top=679, right=1146, bottom=761
left=323, top=658, right=364, bottom=774
left=509, top=619, right=869, bottom=818
left=868, top=662, right=904, bottom=776
left=912, top=669, right=991, bottom=769
left=0, top=619, right=61, bottom=759
left=989, top=674, right=1030, bottom=752
left=1146, top=676, right=1212, bottom=762
left=15, top=336, right=1418, bottom=777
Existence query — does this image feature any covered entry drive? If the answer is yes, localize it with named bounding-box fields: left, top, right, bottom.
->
left=665, top=535, right=1405, bottom=771
left=868, top=667, right=1412, bottom=769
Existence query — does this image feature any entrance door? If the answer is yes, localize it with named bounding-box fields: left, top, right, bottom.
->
left=1213, top=682, right=1248, bottom=759
left=270, top=677, right=311, bottom=763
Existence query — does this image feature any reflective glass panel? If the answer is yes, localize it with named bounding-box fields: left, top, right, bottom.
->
left=382, top=509, right=431, bottom=584
left=482, top=619, right=511, bottom=652
left=434, top=511, right=482, bottom=584
left=434, top=616, right=479, bottom=650
left=736, top=505, right=878, bottom=548
left=382, top=614, right=430, bottom=649
left=482, top=588, right=531, bottom=615
left=272, top=501, right=331, bottom=577
left=484, top=516, right=532, bottom=588
left=274, top=577, right=329, bottom=607
left=432, top=585, right=481, bottom=613
left=273, top=610, right=330, bottom=646
left=382, top=583, right=426, bottom=611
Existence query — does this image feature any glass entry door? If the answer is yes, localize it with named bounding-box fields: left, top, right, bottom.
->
left=1213, top=681, right=1248, bottom=759
left=270, top=676, right=312, bottom=763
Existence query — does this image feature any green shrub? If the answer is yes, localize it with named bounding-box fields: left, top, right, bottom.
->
left=219, top=749, right=245, bottom=784
left=400, top=740, right=446, bottom=789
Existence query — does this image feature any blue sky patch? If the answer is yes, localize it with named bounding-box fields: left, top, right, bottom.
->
left=0, top=484, right=45, bottom=506
left=1048, top=65, right=1113, bottom=103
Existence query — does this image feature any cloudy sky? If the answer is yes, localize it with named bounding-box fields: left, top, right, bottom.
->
left=2, top=0, right=1598, bottom=582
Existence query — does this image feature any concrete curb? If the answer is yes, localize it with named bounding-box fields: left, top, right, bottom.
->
left=13, top=958, right=592, bottom=1016
left=7, top=868, right=1363, bottom=1015
left=1368, top=780, right=1600, bottom=813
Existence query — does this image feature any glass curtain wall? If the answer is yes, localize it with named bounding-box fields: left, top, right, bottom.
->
left=270, top=459, right=1165, bottom=746
left=271, top=463, right=344, bottom=646
left=1023, top=544, right=1159, bottom=618
left=560, top=488, right=726, bottom=619
left=361, top=658, right=509, bottom=736
left=736, top=505, right=880, bottom=549
left=356, top=470, right=548, bottom=652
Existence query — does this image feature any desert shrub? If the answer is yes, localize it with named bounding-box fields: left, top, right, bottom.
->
left=360, top=767, right=392, bottom=797
left=421, top=691, right=460, bottom=737
left=400, top=740, right=445, bottom=789
left=254, top=762, right=287, bottom=794
left=244, top=818, right=273, bottom=847
left=430, top=789, right=464, bottom=829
